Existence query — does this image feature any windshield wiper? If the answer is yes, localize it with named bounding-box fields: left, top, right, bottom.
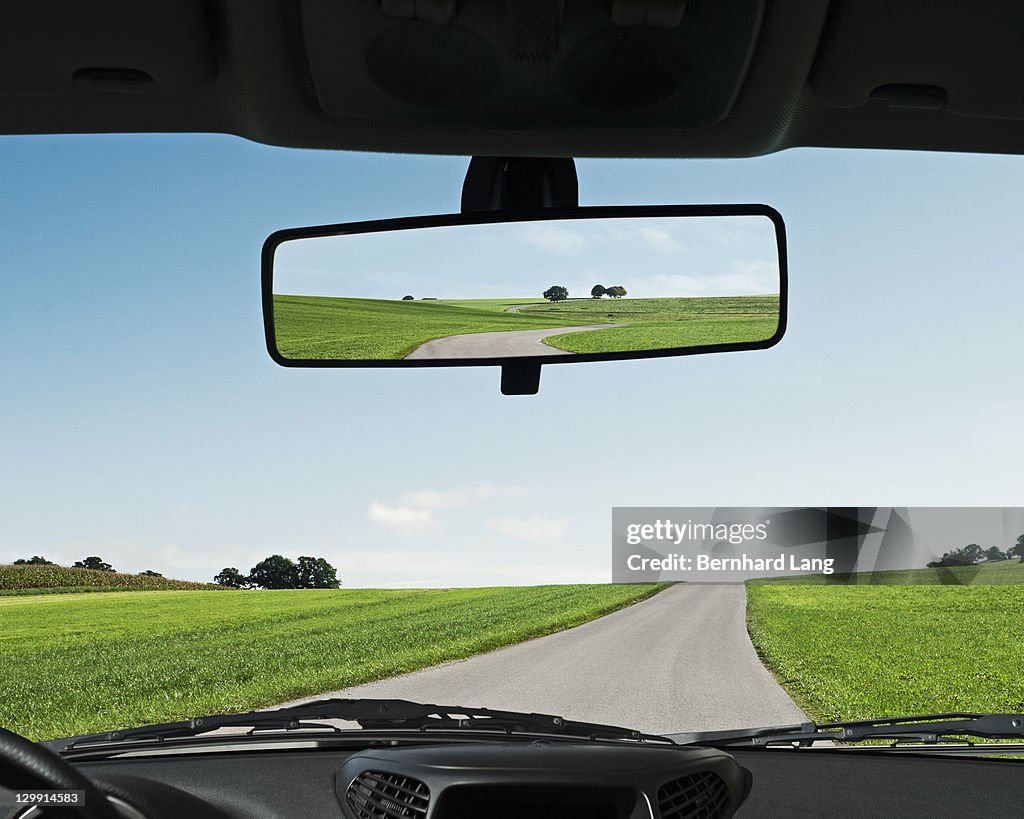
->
left=673, top=712, right=1024, bottom=748
left=61, top=698, right=672, bottom=751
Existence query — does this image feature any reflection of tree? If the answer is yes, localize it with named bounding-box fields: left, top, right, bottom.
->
left=1009, top=533, right=1024, bottom=562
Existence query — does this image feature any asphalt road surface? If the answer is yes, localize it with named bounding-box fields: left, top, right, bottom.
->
left=404, top=324, right=622, bottom=359
left=282, top=584, right=807, bottom=735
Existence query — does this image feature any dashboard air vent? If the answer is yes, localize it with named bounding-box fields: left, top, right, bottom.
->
left=346, top=770, right=430, bottom=818
left=658, top=770, right=730, bottom=818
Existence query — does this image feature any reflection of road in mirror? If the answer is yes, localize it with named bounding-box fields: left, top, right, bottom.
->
left=270, top=212, right=783, bottom=362
left=404, top=324, right=626, bottom=359
left=272, top=294, right=780, bottom=361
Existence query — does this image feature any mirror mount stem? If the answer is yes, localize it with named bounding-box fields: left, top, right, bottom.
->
left=461, top=157, right=578, bottom=213
left=463, top=157, right=576, bottom=395
left=500, top=362, right=542, bottom=396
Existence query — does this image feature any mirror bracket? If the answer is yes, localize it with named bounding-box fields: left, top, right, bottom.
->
left=463, top=156, right=577, bottom=394
left=500, top=362, right=542, bottom=396
left=461, top=157, right=578, bottom=213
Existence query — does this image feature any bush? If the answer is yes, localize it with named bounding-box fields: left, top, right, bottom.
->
left=73, top=556, right=115, bottom=572
left=238, top=555, right=342, bottom=589
left=214, top=567, right=249, bottom=589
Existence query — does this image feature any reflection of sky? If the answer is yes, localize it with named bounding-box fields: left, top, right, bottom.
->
left=274, top=215, right=780, bottom=300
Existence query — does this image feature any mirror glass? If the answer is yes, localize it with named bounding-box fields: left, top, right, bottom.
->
left=269, top=211, right=783, bottom=363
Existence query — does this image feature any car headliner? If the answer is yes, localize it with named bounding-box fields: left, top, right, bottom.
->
left=3, top=1, right=1022, bottom=159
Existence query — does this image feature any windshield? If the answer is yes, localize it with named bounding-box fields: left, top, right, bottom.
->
left=2, top=135, right=1023, bottom=744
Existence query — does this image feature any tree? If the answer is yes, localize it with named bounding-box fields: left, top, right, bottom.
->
left=928, top=543, right=985, bottom=567
left=247, top=554, right=300, bottom=589
left=402, top=295, right=414, bottom=300
left=1009, top=534, right=1024, bottom=563
left=13, top=555, right=53, bottom=565
left=608, top=285, right=627, bottom=298
left=543, top=285, right=568, bottom=302
left=960, top=543, right=985, bottom=564
left=296, top=556, right=341, bottom=589
left=139, top=569, right=163, bottom=577
left=214, top=567, right=250, bottom=588
left=591, top=284, right=607, bottom=299
left=73, top=556, right=115, bottom=572
left=984, top=546, right=1008, bottom=562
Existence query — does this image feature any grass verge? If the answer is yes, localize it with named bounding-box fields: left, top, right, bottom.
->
left=1, top=583, right=667, bottom=740
left=746, top=566, right=1024, bottom=723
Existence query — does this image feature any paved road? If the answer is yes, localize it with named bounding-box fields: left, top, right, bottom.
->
left=404, top=324, right=622, bottom=359
left=281, top=584, right=806, bottom=735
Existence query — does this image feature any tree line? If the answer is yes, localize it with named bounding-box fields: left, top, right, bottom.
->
left=13, top=554, right=163, bottom=576
left=927, top=534, right=1024, bottom=567
left=9, top=553, right=342, bottom=589
left=542, top=284, right=628, bottom=302
left=214, top=554, right=340, bottom=589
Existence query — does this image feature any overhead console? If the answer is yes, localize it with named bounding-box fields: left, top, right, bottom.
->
left=810, top=0, right=1024, bottom=120
left=7, top=1, right=1024, bottom=158
left=0, top=0, right=217, bottom=96
left=300, top=0, right=765, bottom=129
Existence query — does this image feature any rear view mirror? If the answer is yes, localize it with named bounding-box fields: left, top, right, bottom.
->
left=263, top=205, right=787, bottom=393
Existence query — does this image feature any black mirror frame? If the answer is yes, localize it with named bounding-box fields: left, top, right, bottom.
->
left=262, top=203, right=788, bottom=371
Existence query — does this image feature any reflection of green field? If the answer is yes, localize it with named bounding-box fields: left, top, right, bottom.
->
left=273, top=295, right=603, bottom=359
left=273, top=294, right=779, bottom=359
left=436, top=298, right=546, bottom=312
left=518, top=295, right=780, bottom=353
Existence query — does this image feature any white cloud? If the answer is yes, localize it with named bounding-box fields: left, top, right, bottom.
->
left=495, top=516, right=566, bottom=541
left=729, top=259, right=776, bottom=277
left=521, top=226, right=587, bottom=253
left=326, top=547, right=607, bottom=587
left=367, top=502, right=434, bottom=534
left=617, top=259, right=779, bottom=298
left=638, top=227, right=684, bottom=253
left=367, top=483, right=526, bottom=534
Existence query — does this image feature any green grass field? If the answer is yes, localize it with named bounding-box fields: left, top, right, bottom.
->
left=752, top=559, right=1024, bottom=586
left=435, top=298, right=546, bottom=312
left=0, top=583, right=666, bottom=740
left=526, top=295, right=780, bottom=353
left=273, top=294, right=779, bottom=359
left=273, top=295, right=602, bottom=359
left=746, top=562, right=1024, bottom=723
left=0, top=563, right=216, bottom=595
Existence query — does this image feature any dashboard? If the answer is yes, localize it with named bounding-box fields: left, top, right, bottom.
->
left=7, top=741, right=1023, bottom=818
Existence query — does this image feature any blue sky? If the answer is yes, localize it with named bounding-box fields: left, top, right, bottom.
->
left=2, top=135, right=1024, bottom=586
left=274, top=213, right=780, bottom=302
